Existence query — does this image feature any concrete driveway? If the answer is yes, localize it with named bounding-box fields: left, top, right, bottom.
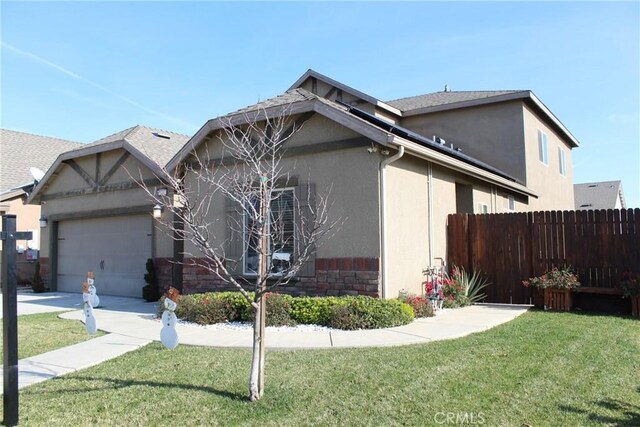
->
left=0, top=289, right=158, bottom=318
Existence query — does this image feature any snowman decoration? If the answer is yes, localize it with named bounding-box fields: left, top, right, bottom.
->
left=82, top=281, right=98, bottom=335
left=160, top=287, right=180, bottom=350
left=87, top=271, right=100, bottom=308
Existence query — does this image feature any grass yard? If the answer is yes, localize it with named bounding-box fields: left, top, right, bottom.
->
left=5, top=311, right=639, bottom=426
left=0, top=312, right=104, bottom=360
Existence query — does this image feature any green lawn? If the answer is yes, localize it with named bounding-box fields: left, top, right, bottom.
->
left=0, top=312, right=104, bottom=360
left=6, top=311, right=640, bottom=426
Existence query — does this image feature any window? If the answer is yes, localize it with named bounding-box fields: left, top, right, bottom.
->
left=538, top=130, right=548, bottom=165
left=503, top=195, right=515, bottom=211
left=244, top=188, right=295, bottom=275
left=478, top=203, right=489, bottom=214
left=558, top=147, right=567, bottom=176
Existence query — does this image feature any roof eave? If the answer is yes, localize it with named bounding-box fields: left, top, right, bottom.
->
left=389, top=135, right=539, bottom=198
left=289, top=69, right=402, bottom=117
left=401, top=91, right=580, bottom=148
left=166, top=99, right=322, bottom=171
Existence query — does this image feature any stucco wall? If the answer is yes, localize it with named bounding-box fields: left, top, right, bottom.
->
left=384, top=157, right=506, bottom=298
left=400, top=101, right=527, bottom=183
left=384, top=156, right=430, bottom=298
left=183, top=115, right=382, bottom=263
left=522, top=104, right=575, bottom=211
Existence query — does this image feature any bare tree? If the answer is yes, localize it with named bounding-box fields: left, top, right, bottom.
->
left=136, top=106, right=336, bottom=401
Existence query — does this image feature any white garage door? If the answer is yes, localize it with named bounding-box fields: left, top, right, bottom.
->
left=57, top=215, right=152, bottom=297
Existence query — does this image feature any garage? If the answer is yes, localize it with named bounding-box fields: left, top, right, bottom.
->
left=57, top=214, right=152, bottom=297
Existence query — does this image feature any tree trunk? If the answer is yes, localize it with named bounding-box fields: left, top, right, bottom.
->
left=248, top=293, right=265, bottom=401
left=249, top=175, right=269, bottom=401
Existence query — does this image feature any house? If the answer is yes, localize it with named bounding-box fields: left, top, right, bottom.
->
left=0, top=129, right=82, bottom=283
left=27, top=126, right=189, bottom=297
left=574, top=180, right=626, bottom=210
left=27, top=70, right=579, bottom=299
left=292, top=70, right=579, bottom=212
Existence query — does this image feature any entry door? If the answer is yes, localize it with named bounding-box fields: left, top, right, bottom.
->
left=57, top=215, right=152, bottom=297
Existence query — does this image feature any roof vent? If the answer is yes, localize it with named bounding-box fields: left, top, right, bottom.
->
left=588, top=184, right=598, bottom=188
left=152, top=132, right=171, bottom=140
left=580, top=203, right=593, bottom=207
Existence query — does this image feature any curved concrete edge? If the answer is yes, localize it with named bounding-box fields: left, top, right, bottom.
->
left=59, top=303, right=531, bottom=350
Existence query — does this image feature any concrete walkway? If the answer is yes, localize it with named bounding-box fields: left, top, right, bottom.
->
left=59, top=298, right=530, bottom=349
left=2, top=291, right=531, bottom=390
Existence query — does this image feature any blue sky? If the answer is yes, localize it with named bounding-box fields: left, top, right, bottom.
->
left=1, top=1, right=639, bottom=206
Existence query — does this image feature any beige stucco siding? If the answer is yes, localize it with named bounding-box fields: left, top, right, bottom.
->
left=522, top=104, right=575, bottom=211
left=400, top=101, right=527, bottom=183
left=38, top=149, right=173, bottom=258
left=384, top=156, right=430, bottom=297
left=183, top=116, right=382, bottom=262
left=384, top=157, right=512, bottom=297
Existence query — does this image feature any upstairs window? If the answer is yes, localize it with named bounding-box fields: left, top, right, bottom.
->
left=558, top=147, right=567, bottom=176
left=538, top=130, right=548, bottom=165
left=244, top=188, right=295, bottom=275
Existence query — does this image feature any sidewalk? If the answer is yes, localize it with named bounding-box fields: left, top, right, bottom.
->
left=59, top=301, right=531, bottom=349
left=3, top=292, right=531, bottom=390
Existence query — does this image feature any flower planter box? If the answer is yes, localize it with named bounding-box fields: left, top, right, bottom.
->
left=631, top=295, right=640, bottom=317
left=544, top=288, right=572, bottom=311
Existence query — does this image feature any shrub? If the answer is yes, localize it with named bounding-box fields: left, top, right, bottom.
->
left=398, top=293, right=434, bottom=318
left=290, top=296, right=343, bottom=325
left=142, top=258, right=161, bottom=302
left=163, top=293, right=415, bottom=330
left=265, top=293, right=296, bottom=327
left=31, top=260, right=47, bottom=293
left=441, top=275, right=468, bottom=308
left=619, top=272, right=640, bottom=297
left=172, top=294, right=234, bottom=325
left=327, top=297, right=414, bottom=330
left=450, top=265, right=490, bottom=304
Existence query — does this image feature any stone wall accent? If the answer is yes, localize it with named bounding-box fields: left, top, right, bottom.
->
left=181, top=257, right=380, bottom=297
left=39, top=257, right=50, bottom=287
left=154, top=257, right=174, bottom=293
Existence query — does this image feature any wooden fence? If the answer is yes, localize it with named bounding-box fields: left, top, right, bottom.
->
left=447, top=209, right=640, bottom=305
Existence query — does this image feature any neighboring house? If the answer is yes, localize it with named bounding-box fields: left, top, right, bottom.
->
left=27, top=126, right=189, bottom=297
left=26, top=70, right=579, bottom=299
left=0, top=129, right=82, bottom=283
left=574, top=180, right=626, bottom=210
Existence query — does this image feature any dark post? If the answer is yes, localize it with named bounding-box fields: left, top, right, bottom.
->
left=2, top=214, right=32, bottom=426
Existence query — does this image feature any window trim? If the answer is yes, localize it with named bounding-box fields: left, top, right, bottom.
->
left=538, top=130, right=549, bottom=166
left=242, top=187, right=295, bottom=276
left=558, top=147, right=567, bottom=177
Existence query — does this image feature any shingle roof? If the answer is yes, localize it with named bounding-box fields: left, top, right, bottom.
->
left=574, top=181, right=625, bottom=210
left=386, top=90, right=525, bottom=112
left=232, top=89, right=318, bottom=114
left=72, top=125, right=190, bottom=166
left=0, top=129, right=83, bottom=193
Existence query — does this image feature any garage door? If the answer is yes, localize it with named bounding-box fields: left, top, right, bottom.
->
left=57, top=215, right=152, bottom=297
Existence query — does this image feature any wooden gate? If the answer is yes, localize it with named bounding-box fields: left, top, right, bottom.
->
left=447, top=209, right=640, bottom=304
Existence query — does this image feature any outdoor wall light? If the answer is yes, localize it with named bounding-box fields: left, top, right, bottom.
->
left=39, top=216, right=48, bottom=228
left=153, top=204, right=164, bottom=219
left=156, top=187, right=168, bottom=197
